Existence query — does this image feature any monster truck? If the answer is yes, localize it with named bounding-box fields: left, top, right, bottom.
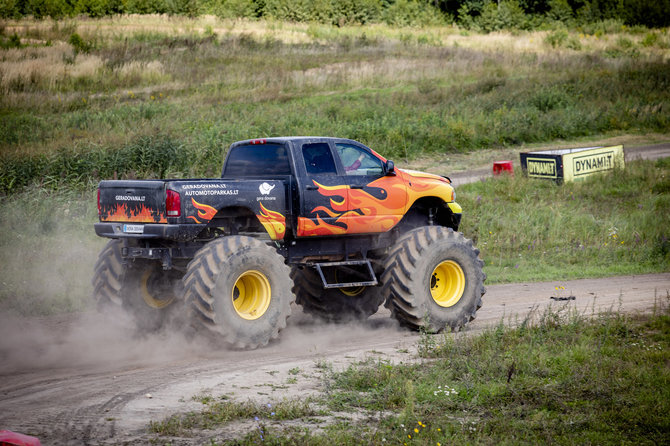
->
left=93, top=137, right=485, bottom=348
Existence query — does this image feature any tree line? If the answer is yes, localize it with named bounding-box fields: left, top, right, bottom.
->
left=1, top=0, right=668, bottom=29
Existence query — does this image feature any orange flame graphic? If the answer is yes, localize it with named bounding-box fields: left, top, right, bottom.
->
left=297, top=177, right=406, bottom=236
left=188, top=198, right=218, bottom=224
left=102, top=203, right=167, bottom=223
left=404, top=170, right=454, bottom=205
left=297, top=170, right=454, bottom=237
left=256, top=203, right=286, bottom=240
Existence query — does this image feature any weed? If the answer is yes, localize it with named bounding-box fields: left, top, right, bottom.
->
left=150, top=397, right=319, bottom=437
left=544, top=28, right=568, bottom=48
left=68, top=32, right=92, bottom=54
left=0, top=33, right=22, bottom=49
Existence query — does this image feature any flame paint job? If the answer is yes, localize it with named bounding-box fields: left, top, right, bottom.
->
left=188, top=198, right=218, bottom=224
left=297, top=169, right=455, bottom=237
left=100, top=203, right=167, bottom=223
left=256, top=203, right=286, bottom=240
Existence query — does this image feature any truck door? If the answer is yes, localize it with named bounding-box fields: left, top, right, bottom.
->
left=297, top=142, right=351, bottom=237
left=334, top=142, right=408, bottom=234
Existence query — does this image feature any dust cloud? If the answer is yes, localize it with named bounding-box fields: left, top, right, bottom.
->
left=0, top=308, right=209, bottom=375
left=0, top=219, right=406, bottom=376
left=0, top=302, right=407, bottom=377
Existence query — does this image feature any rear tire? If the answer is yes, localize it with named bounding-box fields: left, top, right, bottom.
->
left=92, top=240, right=180, bottom=331
left=290, top=266, right=384, bottom=322
left=382, top=226, right=485, bottom=333
left=183, top=236, right=294, bottom=349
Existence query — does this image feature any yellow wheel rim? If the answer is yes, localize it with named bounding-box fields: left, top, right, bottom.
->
left=141, top=269, right=176, bottom=309
left=232, top=270, right=271, bottom=320
left=339, top=286, right=365, bottom=297
left=335, top=270, right=365, bottom=297
left=430, top=260, right=465, bottom=308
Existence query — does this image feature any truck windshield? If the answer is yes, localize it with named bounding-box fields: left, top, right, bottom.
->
left=223, top=144, right=291, bottom=177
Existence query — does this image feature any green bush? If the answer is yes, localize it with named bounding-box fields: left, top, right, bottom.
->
left=641, top=32, right=660, bottom=47
left=18, top=0, right=74, bottom=18
left=380, top=0, right=445, bottom=27
left=331, top=0, right=381, bottom=26
left=125, top=0, right=168, bottom=14
left=0, top=0, right=18, bottom=18
left=0, top=33, right=23, bottom=49
left=544, top=27, right=568, bottom=47
left=476, top=0, right=529, bottom=32
left=164, top=0, right=199, bottom=16
left=68, top=32, right=92, bottom=53
left=202, top=0, right=258, bottom=19
left=3, top=0, right=670, bottom=29
left=546, top=0, right=573, bottom=22
left=263, top=0, right=333, bottom=23
left=74, top=0, right=124, bottom=17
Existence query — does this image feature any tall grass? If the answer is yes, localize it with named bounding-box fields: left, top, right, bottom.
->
left=1, top=17, right=669, bottom=193
left=0, top=135, right=194, bottom=192
left=458, top=158, right=670, bottom=282
left=0, top=188, right=103, bottom=315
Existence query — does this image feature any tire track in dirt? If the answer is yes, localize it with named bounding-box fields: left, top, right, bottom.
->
left=0, top=273, right=667, bottom=444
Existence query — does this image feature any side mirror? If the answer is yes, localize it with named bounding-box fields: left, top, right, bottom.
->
left=385, top=160, right=396, bottom=176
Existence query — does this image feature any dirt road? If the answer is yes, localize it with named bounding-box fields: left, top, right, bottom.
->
left=1, top=273, right=668, bottom=445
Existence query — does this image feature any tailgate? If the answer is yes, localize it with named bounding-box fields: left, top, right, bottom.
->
left=98, top=180, right=167, bottom=224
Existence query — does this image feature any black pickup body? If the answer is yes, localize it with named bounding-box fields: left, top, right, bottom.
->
left=95, top=137, right=460, bottom=268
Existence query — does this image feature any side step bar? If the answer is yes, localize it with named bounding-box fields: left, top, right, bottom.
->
left=313, top=260, right=378, bottom=289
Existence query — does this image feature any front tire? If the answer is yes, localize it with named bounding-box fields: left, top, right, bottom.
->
left=183, top=236, right=294, bottom=349
left=381, top=226, right=485, bottom=333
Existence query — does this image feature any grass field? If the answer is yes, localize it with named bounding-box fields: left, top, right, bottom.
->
left=459, top=158, right=670, bottom=283
left=0, top=16, right=669, bottom=315
left=149, top=302, right=670, bottom=444
left=1, top=16, right=669, bottom=192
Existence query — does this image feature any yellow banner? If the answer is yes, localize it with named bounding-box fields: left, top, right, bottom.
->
left=562, top=145, right=624, bottom=182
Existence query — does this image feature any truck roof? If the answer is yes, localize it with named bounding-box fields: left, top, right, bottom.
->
left=231, top=136, right=364, bottom=147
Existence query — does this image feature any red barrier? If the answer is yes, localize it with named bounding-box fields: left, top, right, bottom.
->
left=0, top=431, right=41, bottom=446
left=493, top=160, right=514, bottom=175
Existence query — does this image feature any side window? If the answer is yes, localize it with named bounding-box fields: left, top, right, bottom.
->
left=223, top=144, right=291, bottom=177
left=302, top=143, right=337, bottom=175
left=335, top=143, right=383, bottom=176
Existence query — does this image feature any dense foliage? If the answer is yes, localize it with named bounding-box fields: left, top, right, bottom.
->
left=2, top=0, right=669, bottom=29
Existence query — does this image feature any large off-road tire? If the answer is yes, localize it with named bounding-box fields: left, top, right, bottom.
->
left=290, top=266, right=384, bottom=322
left=382, top=226, right=485, bottom=333
left=183, top=236, right=294, bottom=349
left=92, top=240, right=181, bottom=331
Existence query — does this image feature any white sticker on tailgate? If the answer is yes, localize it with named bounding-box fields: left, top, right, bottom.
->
left=123, top=224, right=144, bottom=234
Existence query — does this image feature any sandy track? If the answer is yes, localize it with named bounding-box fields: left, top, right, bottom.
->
left=0, top=273, right=668, bottom=445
